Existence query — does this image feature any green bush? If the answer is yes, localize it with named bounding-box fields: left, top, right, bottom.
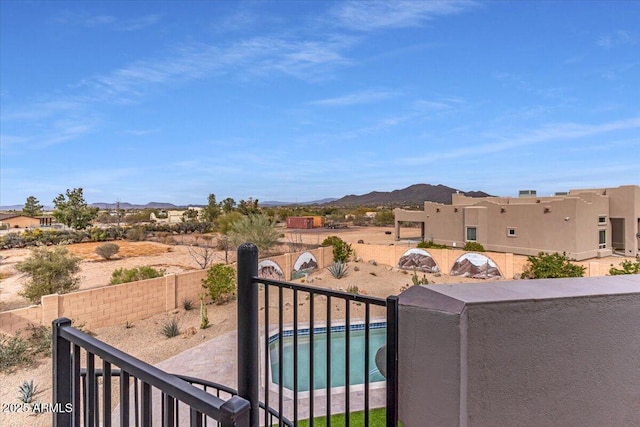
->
left=95, top=242, right=120, bottom=260
left=522, top=252, right=585, bottom=279
left=609, top=259, right=640, bottom=275
left=202, top=264, right=236, bottom=304
left=322, top=236, right=353, bottom=263
left=0, top=334, right=30, bottom=372
left=463, top=242, right=485, bottom=252
left=110, top=266, right=165, bottom=285
left=90, top=227, right=107, bottom=242
left=16, top=247, right=81, bottom=303
left=25, top=324, right=52, bottom=357
left=417, top=240, right=448, bottom=249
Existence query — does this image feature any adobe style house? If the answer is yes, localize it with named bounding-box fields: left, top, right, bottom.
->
left=394, top=185, right=640, bottom=261
left=0, top=214, right=53, bottom=229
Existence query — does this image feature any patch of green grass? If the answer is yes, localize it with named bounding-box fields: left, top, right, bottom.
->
left=296, top=408, right=388, bottom=427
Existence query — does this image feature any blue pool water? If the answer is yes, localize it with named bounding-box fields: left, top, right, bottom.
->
left=269, top=323, right=386, bottom=392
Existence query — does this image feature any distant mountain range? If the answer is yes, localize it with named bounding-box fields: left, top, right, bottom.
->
left=0, top=184, right=492, bottom=211
left=328, top=184, right=492, bottom=206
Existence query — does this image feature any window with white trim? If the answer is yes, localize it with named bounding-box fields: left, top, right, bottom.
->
left=507, top=227, right=517, bottom=237
left=599, top=230, right=606, bottom=249
left=598, top=216, right=606, bottom=225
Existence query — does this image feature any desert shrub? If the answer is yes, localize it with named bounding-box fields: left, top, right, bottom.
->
left=417, top=240, right=448, bottom=249
left=25, top=324, right=52, bottom=357
left=160, top=318, right=180, bottom=338
left=0, top=232, right=25, bottom=249
left=95, top=242, right=120, bottom=260
left=90, top=227, right=107, bottom=242
left=228, top=214, right=280, bottom=255
left=522, top=252, right=585, bottom=279
left=202, top=264, right=236, bottom=304
left=322, top=236, right=353, bottom=263
left=609, top=259, right=640, bottom=275
left=327, top=261, right=349, bottom=279
left=346, top=285, right=360, bottom=295
left=182, top=298, right=194, bottom=311
left=126, top=226, right=147, bottom=241
left=463, top=242, right=485, bottom=252
left=110, top=266, right=165, bottom=285
left=16, top=247, right=81, bottom=303
left=0, top=334, right=30, bottom=372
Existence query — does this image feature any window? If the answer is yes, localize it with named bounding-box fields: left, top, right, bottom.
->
left=598, top=216, right=606, bottom=225
left=466, top=227, right=477, bottom=242
left=507, top=227, right=517, bottom=237
left=599, top=230, right=606, bottom=249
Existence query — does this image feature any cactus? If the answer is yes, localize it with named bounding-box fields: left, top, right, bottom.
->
left=327, top=261, right=349, bottom=279
left=200, top=295, right=209, bottom=329
left=411, top=268, right=429, bottom=286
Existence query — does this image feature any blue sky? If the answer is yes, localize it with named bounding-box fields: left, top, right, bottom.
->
left=1, top=1, right=638, bottom=206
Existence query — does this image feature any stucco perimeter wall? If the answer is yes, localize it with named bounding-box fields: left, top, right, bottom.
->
left=0, top=272, right=212, bottom=334
left=0, top=245, right=618, bottom=335
left=398, top=275, right=640, bottom=427
left=0, top=247, right=334, bottom=335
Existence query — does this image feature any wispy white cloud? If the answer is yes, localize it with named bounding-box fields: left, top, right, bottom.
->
left=310, top=89, right=399, bottom=106
left=1, top=99, right=83, bottom=121
left=117, top=14, right=161, bottom=31
left=400, top=116, right=640, bottom=165
left=122, top=129, right=159, bottom=136
left=81, top=35, right=354, bottom=101
left=49, top=11, right=160, bottom=31
left=331, top=0, right=477, bottom=31
left=38, top=121, right=97, bottom=148
left=596, top=30, right=637, bottom=49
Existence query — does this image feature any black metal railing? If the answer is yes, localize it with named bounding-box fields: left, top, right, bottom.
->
left=77, top=370, right=292, bottom=427
left=237, top=243, right=399, bottom=427
left=52, top=318, right=251, bottom=427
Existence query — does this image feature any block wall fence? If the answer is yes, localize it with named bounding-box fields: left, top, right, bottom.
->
left=0, top=244, right=612, bottom=334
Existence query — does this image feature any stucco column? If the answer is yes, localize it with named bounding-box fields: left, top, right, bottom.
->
left=398, top=276, right=640, bottom=427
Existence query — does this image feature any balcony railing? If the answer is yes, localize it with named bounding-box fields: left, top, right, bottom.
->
left=237, top=243, right=398, bottom=427
left=52, top=318, right=250, bottom=426
left=52, top=242, right=398, bottom=426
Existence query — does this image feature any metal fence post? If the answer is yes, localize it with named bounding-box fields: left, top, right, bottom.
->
left=219, top=395, right=252, bottom=427
left=386, top=296, right=399, bottom=427
left=52, top=317, right=73, bottom=426
left=237, top=243, right=259, bottom=427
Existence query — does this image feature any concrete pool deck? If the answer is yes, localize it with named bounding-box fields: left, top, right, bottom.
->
left=154, top=329, right=386, bottom=423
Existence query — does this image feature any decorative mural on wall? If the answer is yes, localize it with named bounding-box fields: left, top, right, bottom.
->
left=397, top=248, right=439, bottom=273
left=258, top=260, right=285, bottom=280
left=450, top=253, right=502, bottom=279
left=291, top=252, right=318, bottom=279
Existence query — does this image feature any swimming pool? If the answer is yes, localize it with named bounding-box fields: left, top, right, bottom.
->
left=268, top=322, right=386, bottom=392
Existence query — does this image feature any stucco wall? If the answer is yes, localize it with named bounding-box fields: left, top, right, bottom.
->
left=395, top=186, right=639, bottom=260
left=0, top=243, right=625, bottom=335
left=398, top=275, right=640, bottom=427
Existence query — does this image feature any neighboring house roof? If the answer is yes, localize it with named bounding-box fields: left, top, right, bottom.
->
left=0, top=214, right=24, bottom=220
left=0, top=214, right=49, bottom=221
